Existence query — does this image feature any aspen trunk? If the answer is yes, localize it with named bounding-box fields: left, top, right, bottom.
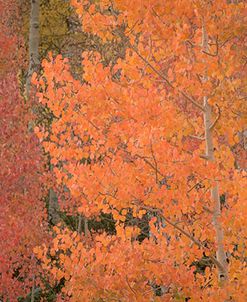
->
left=84, top=217, right=89, bottom=236
left=203, top=99, right=228, bottom=281
left=202, top=22, right=228, bottom=281
left=78, top=216, right=89, bottom=235
left=26, top=2, right=40, bottom=300
left=26, top=0, right=40, bottom=97
left=27, top=0, right=61, bottom=225
left=48, top=188, right=61, bottom=225
left=77, top=214, right=82, bottom=234
left=31, top=274, right=35, bottom=302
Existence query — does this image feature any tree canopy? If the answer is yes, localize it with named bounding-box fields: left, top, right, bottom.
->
left=1, top=0, right=246, bottom=301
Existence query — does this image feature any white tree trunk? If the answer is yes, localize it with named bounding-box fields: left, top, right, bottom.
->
left=48, top=188, right=61, bottom=225
left=26, top=0, right=40, bottom=97
left=203, top=99, right=228, bottom=281
left=202, top=21, right=228, bottom=281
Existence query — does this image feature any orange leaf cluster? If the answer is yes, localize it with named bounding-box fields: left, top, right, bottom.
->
left=34, top=0, right=247, bottom=301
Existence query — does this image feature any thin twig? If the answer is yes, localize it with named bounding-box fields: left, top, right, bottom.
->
left=133, top=202, right=226, bottom=273
left=130, top=44, right=174, bottom=89
left=136, top=154, right=165, bottom=178
left=179, top=90, right=205, bottom=111
left=129, top=43, right=205, bottom=111
left=199, top=154, right=209, bottom=160
left=125, top=276, right=137, bottom=297
left=203, top=206, right=214, bottom=214
left=209, top=104, right=221, bottom=130
left=187, top=181, right=204, bottom=193
left=150, top=143, right=159, bottom=184
left=202, top=35, right=219, bottom=57
left=189, top=135, right=205, bottom=141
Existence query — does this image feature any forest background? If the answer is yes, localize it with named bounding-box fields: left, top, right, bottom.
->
left=0, top=0, right=246, bottom=301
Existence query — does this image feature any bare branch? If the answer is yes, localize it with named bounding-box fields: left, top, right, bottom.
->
left=189, top=135, right=205, bottom=140
left=185, top=40, right=197, bottom=48
left=179, top=90, right=205, bottom=111
left=200, top=154, right=209, bottom=160
left=136, top=154, right=165, bottom=178
left=125, top=276, right=138, bottom=297
left=202, top=50, right=217, bottom=57
left=220, top=35, right=234, bottom=48
left=203, top=206, right=214, bottom=214
left=202, top=36, right=219, bottom=57
left=150, top=143, right=159, bottom=184
left=209, top=104, right=221, bottom=130
left=129, top=43, right=205, bottom=111
left=163, top=216, right=203, bottom=247
left=187, top=181, right=205, bottom=193
left=135, top=203, right=226, bottom=274
left=130, top=44, right=174, bottom=89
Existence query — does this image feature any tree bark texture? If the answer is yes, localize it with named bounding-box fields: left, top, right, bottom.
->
left=202, top=21, right=228, bottom=282
left=26, top=0, right=40, bottom=97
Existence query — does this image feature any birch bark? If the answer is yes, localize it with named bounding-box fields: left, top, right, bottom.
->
left=202, top=21, right=228, bottom=282
left=26, top=0, right=40, bottom=98
left=26, top=2, right=41, bottom=301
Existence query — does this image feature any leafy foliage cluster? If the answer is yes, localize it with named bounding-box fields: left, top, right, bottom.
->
left=1, top=0, right=247, bottom=301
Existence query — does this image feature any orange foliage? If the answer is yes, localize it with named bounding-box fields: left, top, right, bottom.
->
left=35, top=0, right=246, bottom=301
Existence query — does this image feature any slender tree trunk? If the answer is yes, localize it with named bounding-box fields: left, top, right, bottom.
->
left=77, top=215, right=82, bottom=234
left=26, top=0, right=40, bottom=98
left=78, top=216, right=89, bottom=236
left=48, top=188, right=61, bottom=225
left=26, top=0, right=61, bottom=226
left=31, top=274, right=35, bottom=302
left=203, top=99, right=228, bottom=281
left=26, top=2, right=40, bottom=300
left=84, top=217, right=89, bottom=236
left=202, top=21, right=228, bottom=282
